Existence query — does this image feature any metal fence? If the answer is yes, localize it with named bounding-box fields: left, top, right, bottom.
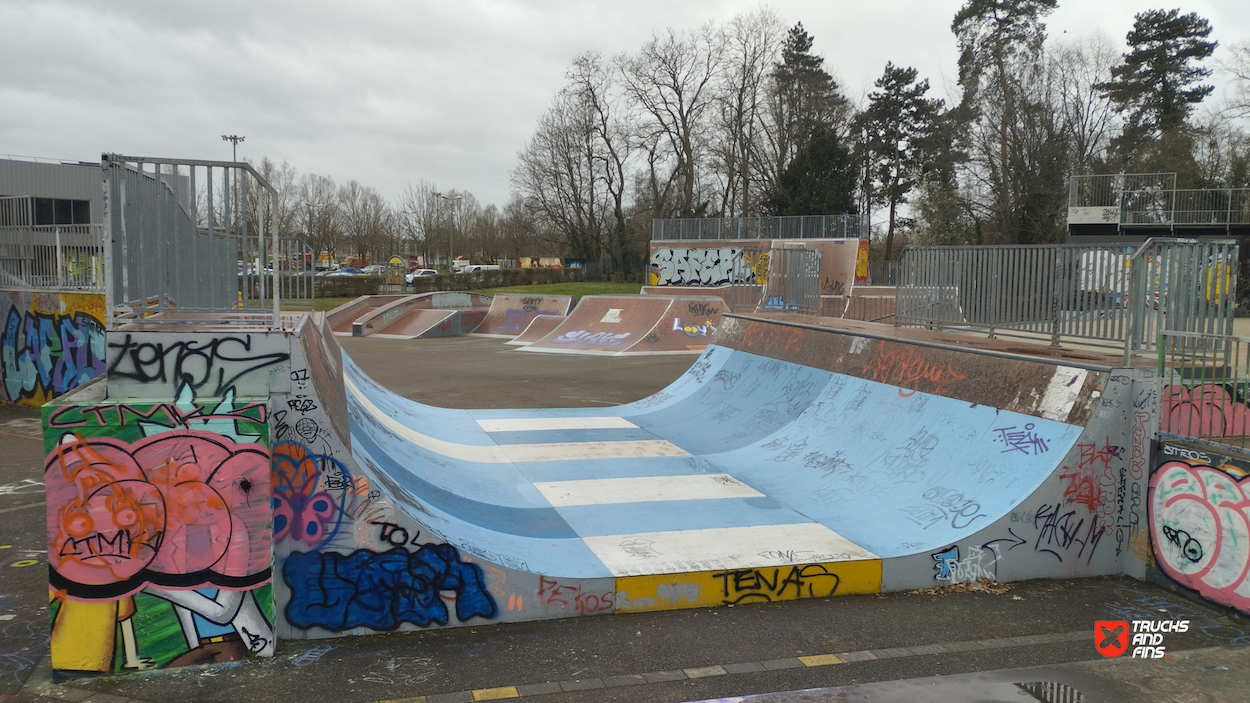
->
left=1158, top=331, right=1250, bottom=450
left=653, top=214, right=869, bottom=241
left=0, top=222, right=106, bottom=289
left=236, top=236, right=317, bottom=312
left=729, top=247, right=823, bottom=315
left=102, top=154, right=282, bottom=327
left=896, top=239, right=1237, bottom=362
left=1068, top=172, right=1250, bottom=228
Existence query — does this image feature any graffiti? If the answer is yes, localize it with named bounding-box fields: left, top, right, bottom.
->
left=670, top=317, right=715, bottom=338
left=536, top=576, right=615, bottom=616
left=651, top=247, right=751, bottom=286
left=741, top=321, right=805, bottom=356
left=500, top=308, right=554, bottom=333
left=903, top=487, right=986, bottom=530
left=291, top=644, right=336, bottom=667
left=931, top=543, right=1003, bottom=583
left=361, top=656, right=436, bottom=687
left=287, top=395, right=318, bottom=413
left=992, top=424, right=1050, bottom=455
left=272, top=442, right=350, bottom=550
left=47, top=390, right=267, bottom=434
left=1033, top=502, right=1105, bottom=565
left=3, top=304, right=106, bottom=403
left=712, top=565, right=840, bottom=604
left=1160, top=383, right=1250, bottom=438
left=803, top=450, right=850, bottom=477
left=46, top=430, right=273, bottom=599
left=1150, top=461, right=1250, bottom=613
left=1059, top=439, right=1122, bottom=520
left=882, top=428, right=939, bottom=483
left=553, top=330, right=631, bottom=347
left=1, top=617, right=51, bottom=685
left=283, top=545, right=497, bottom=631
left=107, top=334, right=290, bottom=396
left=687, top=301, right=718, bottom=317
left=373, top=520, right=421, bottom=547
left=821, top=277, right=846, bottom=295
left=619, top=538, right=659, bottom=559
left=861, top=341, right=967, bottom=397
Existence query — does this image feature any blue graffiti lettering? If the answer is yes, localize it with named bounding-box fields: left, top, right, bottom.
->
left=283, top=545, right=497, bottom=631
left=3, top=305, right=107, bottom=402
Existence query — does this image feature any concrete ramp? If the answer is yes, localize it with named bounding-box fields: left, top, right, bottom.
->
left=326, top=294, right=406, bottom=335
left=506, top=314, right=566, bottom=346
left=520, top=294, right=724, bottom=355
left=343, top=292, right=492, bottom=339
left=472, top=294, right=575, bottom=338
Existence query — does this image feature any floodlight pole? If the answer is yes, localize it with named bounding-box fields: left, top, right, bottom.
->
left=222, top=135, right=245, bottom=162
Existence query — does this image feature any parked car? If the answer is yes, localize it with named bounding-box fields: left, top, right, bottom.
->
left=361, top=264, right=387, bottom=277
left=327, top=267, right=364, bottom=276
left=404, top=268, right=438, bottom=284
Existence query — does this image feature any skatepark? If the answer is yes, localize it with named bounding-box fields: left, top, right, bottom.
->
left=1, top=159, right=1248, bottom=701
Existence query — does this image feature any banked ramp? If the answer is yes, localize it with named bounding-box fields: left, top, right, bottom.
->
left=270, top=312, right=1151, bottom=642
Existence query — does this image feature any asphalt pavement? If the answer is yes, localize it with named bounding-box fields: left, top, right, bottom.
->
left=3, top=334, right=1248, bottom=703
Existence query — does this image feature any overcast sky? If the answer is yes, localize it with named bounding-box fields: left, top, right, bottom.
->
left=2, top=1, right=1247, bottom=209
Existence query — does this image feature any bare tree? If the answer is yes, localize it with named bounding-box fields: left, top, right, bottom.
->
left=710, top=9, right=784, bottom=217
left=299, top=173, right=340, bottom=266
left=513, top=87, right=606, bottom=261
left=1050, top=33, right=1120, bottom=173
left=618, top=23, right=723, bottom=217
left=338, top=180, right=392, bottom=262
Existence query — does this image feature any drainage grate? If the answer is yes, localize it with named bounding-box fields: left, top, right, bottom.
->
left=1016, top=681, right=1085, bottom=703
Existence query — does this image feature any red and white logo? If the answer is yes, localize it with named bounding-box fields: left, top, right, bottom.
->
left=1094, top=620, right=1129, bottom=658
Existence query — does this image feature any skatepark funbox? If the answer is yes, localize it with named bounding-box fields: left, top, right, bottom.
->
left=44, top=308, right=1221, bottom=678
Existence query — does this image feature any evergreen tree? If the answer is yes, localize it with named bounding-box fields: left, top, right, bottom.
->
left=1099, top=9, right=1216, bottom=169
left=762, top=123, right=856, bottom=216
left=764, top=23, right=850, bottom=184
left=856, top=63, right=944, bottom=260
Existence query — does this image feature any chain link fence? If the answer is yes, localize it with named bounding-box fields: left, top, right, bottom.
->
left=652, top=214, right=869, bottom=241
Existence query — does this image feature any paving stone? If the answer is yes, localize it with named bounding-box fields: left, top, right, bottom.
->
left=472, top=686, right=519, bottom=700
left=515, top=682, right=562, bottom=696
left=684, top=665, right=727, bottom=678
left=908, top=644, right=946, bottom=655
left=601, top=674, right=647, bottom=687
left=722, top=661, right=767, bottom=674
left=559, top=678, right=604, bottom=692
left=798, top=654, right=844, bottom=667
left=643, top=670, right=688, bottom=683
left=760, top=658, right=803, bottom=670
left=835, top=650, right=878, bottom=663
left=868, top=647, right=912, bottom=659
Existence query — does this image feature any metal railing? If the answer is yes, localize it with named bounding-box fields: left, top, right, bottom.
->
left=0, top=223, right=106, bottom=289
left=1068, top=172, right=1250, bottom=228
left=236, top=237, right=317, bottom=312
left=895, top=239, right=1237, bottom=362
left=730, top=247, right=822, bottom=315
left=1158, top=331, right=1250, bottom=451
left=102, top=154, right=281, bottom=327
left=652, top=214, right=869, bottom=241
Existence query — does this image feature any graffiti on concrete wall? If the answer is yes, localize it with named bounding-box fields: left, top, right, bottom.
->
left=44, top=389, right=274, bottom=673
left=2, top=291, right=107, bottom=405
left=1161, top=383, right=1250, bottom=438
left=650, top=248, right=753, bottom=287
left=1150, top=460, right=1250, bottom=614
left=283, top=545, right=497, bottom=630
left=107, top=333, right=291, bottom=397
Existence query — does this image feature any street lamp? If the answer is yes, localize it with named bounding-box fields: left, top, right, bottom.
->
left=434, top=191, right=463, bottom=269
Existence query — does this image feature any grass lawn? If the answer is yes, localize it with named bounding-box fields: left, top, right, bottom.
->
left=284, top=281, right=645, bottom=313
left=469, top=281, right=643, bottom=300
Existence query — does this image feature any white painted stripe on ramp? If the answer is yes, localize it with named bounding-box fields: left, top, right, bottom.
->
left=583, top=524, right=879, bottom=577
left=477, top=417, right=637, bottom=432
left=346, top=375, right=688, bottom=463
left=534, top=474, right=763, bottom=507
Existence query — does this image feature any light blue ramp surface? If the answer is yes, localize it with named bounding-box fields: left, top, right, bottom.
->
left=340, top=343, right=1085, bottom=578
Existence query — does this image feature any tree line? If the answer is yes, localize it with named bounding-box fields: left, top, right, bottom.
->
left=243, top=2, right=1250, bottom=271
